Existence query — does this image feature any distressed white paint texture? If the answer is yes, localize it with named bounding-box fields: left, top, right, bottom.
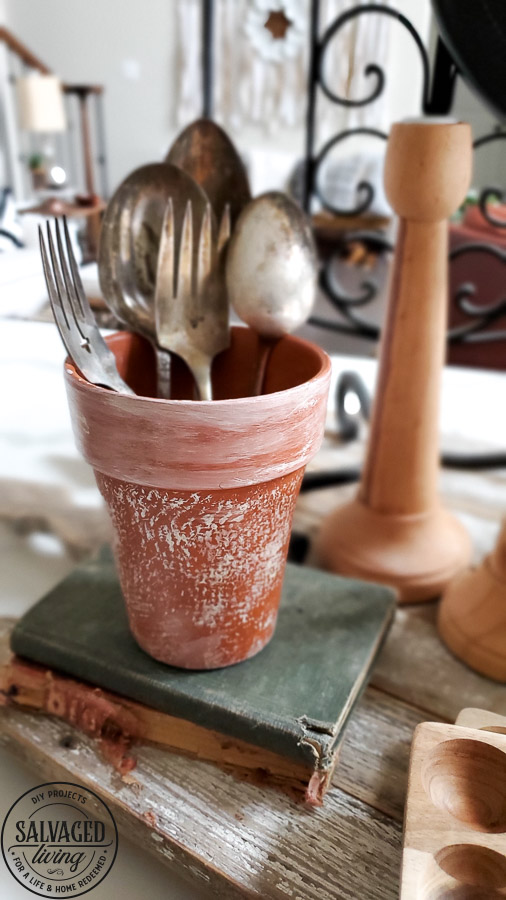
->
left=97, top=471, right=303, bottom=669
left=65, top=359, right=331, bottom=490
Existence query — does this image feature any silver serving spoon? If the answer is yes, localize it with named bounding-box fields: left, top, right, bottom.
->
left=225, top=191, right=317, bottom=394
left=98, top=163, right=209, bottom=397
left=166, top=118, right=251, bottom=231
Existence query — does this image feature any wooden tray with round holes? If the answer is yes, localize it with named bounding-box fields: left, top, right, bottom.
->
left=456, top=707, right=506, bottom=734
left=401, top=720, right=506, bottom=898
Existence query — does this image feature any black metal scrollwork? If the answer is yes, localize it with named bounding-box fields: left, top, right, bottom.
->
left=311, top=229, right=391, bottom=337
left=309, top=229, right=392, bottom=338
left=309, top=234, right=506, bottom=346
left=305, top=0, right=506, bottom=350
left=305, top=2, right=430, bottom=217
left=313, top=128, right=387, bottom=217
left=448, top=243, right=506, bottom=343
left=317, top=3, right=430, bottom=110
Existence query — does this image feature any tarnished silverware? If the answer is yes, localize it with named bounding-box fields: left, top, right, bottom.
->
left=98, top=162, right=209, bottom=397
left=40, top=217, right=135, bottom=395
left=155, top=199, right=229, bottom=401
left=225, top=192, right=317, bottom=395
left=165, top=118, right=251, bottom=232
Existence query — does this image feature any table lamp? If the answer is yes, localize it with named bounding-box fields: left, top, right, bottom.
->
left=17, top=72, right=66, bottom=133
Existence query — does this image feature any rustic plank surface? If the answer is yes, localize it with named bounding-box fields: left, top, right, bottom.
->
left=372, top=602, right=506, bottom=721
left=335, top=686, right=444, bottom=821
left=0, top=616, right=409, bottom=899
left=0, top=700, right=402, bottom=900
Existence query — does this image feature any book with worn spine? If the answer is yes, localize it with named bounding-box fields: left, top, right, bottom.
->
left=5, top=548, right=395, bottom=804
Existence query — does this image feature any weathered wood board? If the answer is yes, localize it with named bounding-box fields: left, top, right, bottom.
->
left=2, top=579, right=506, bottom=898
left=0, top=617, right=407, bottom=900
left=372, top=602, right=506, bottom=721
left=0, top=692, right=402, bottom=900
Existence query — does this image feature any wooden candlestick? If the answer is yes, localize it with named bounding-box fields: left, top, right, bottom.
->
left=316, top=120, right=473, bottom=603
left=438, top=521, right=506, bottom=680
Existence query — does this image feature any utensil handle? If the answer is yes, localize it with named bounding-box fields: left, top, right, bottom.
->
left=253, top=336, right=275, bottom=397
left=155, top=347, right=171, bottom=400
left=192, top=362, right=213, bottom=401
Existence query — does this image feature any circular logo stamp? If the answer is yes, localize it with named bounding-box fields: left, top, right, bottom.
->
left=1, top=782, right=118, bottom=897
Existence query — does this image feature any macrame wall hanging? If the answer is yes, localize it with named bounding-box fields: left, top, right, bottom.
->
left=175, top=0, right=392, bottom=139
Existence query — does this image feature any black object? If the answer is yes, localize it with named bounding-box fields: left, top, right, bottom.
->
left=0, top=227, right=23, bottom=249
left=287, top=532, right=310, bottom=564
left=0, top=187, right=24, bottom=249
left=432, top=0, right=506, bottom=121
left=301, top=0, right=506, bottom=352
left=202, top=0, right=214, bottom=117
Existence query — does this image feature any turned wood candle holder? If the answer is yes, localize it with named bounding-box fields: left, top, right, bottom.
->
left=316, top=120, right=473, bottom=603
left=439, top=521, right=506, bottom=681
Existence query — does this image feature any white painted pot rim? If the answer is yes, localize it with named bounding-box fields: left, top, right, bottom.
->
left=65, top=331, right=331, bottom=490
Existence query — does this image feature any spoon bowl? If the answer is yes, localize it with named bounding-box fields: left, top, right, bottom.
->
left=226, top=191, right=317, bottom=392
left=166, top=118, right=251, bottom=229
left=99, top=162, right=209, bottom=342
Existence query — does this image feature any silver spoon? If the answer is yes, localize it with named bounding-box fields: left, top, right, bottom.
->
left=98, top=163, right=209, bottom=397
left=225, top=191, right=317, bottom=395
left=166, top=118, right=251, bottom=231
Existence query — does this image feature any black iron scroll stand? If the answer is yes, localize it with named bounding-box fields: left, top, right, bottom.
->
left=202, top=0, right=214, bottom=118
left=302, top=0, right=506, bottom=351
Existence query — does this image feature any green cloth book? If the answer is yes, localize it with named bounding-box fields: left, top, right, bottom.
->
left=10, top=548, right=395, bottom=795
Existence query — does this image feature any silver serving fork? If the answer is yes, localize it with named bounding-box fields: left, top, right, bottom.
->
left=154, top=199, right=230, bottom=401
left=39, top=218, right=135, bottom=395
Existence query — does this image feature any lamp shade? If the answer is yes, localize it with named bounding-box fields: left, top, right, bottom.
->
left=17, top=74, right=66, bottom=133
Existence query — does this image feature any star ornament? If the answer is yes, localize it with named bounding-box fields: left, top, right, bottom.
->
left=264, top=10, right=292, bottom=40
left=244, top=0, right=306, bottom=63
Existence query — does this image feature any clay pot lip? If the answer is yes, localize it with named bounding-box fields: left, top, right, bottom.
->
left=64, top=327, right=332, bottom=407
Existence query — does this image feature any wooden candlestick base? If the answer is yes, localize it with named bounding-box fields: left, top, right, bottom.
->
left=316, top=120, right=473, bottom=603
left=316, top=500, right=471, bottom=604
left=438, top=522, right=506, bottom=681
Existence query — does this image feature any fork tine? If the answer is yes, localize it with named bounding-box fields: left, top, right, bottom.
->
left=47, top=220, right=85, bottom=348
left=176, top=199, right=193, bottom=303
left=40, top=224, right=135, bottom=396
left=54, top=218, right=87, bottom=340
left=49, top=219, right=89, bottom=351
left=197, top=203, right=213, bottom=295
left=57, top=216, right=83, bottom=319
left=39, top=224, right=71, bottom=338
left=62, top=215, right=95, bottom=326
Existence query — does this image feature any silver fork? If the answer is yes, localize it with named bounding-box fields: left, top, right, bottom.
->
left=39, top=217, right=135, bottom=396
left=154, top=199, right=230, bottom=401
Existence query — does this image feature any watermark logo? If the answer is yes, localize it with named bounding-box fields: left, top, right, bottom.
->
left=1, top=782, right=118, bottom=896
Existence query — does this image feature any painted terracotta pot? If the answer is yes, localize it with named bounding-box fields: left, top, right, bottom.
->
left=64, top=327, right=331, bottom=670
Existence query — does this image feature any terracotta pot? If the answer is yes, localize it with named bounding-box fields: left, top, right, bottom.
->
left=64, top=327, right=331, bottom=669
